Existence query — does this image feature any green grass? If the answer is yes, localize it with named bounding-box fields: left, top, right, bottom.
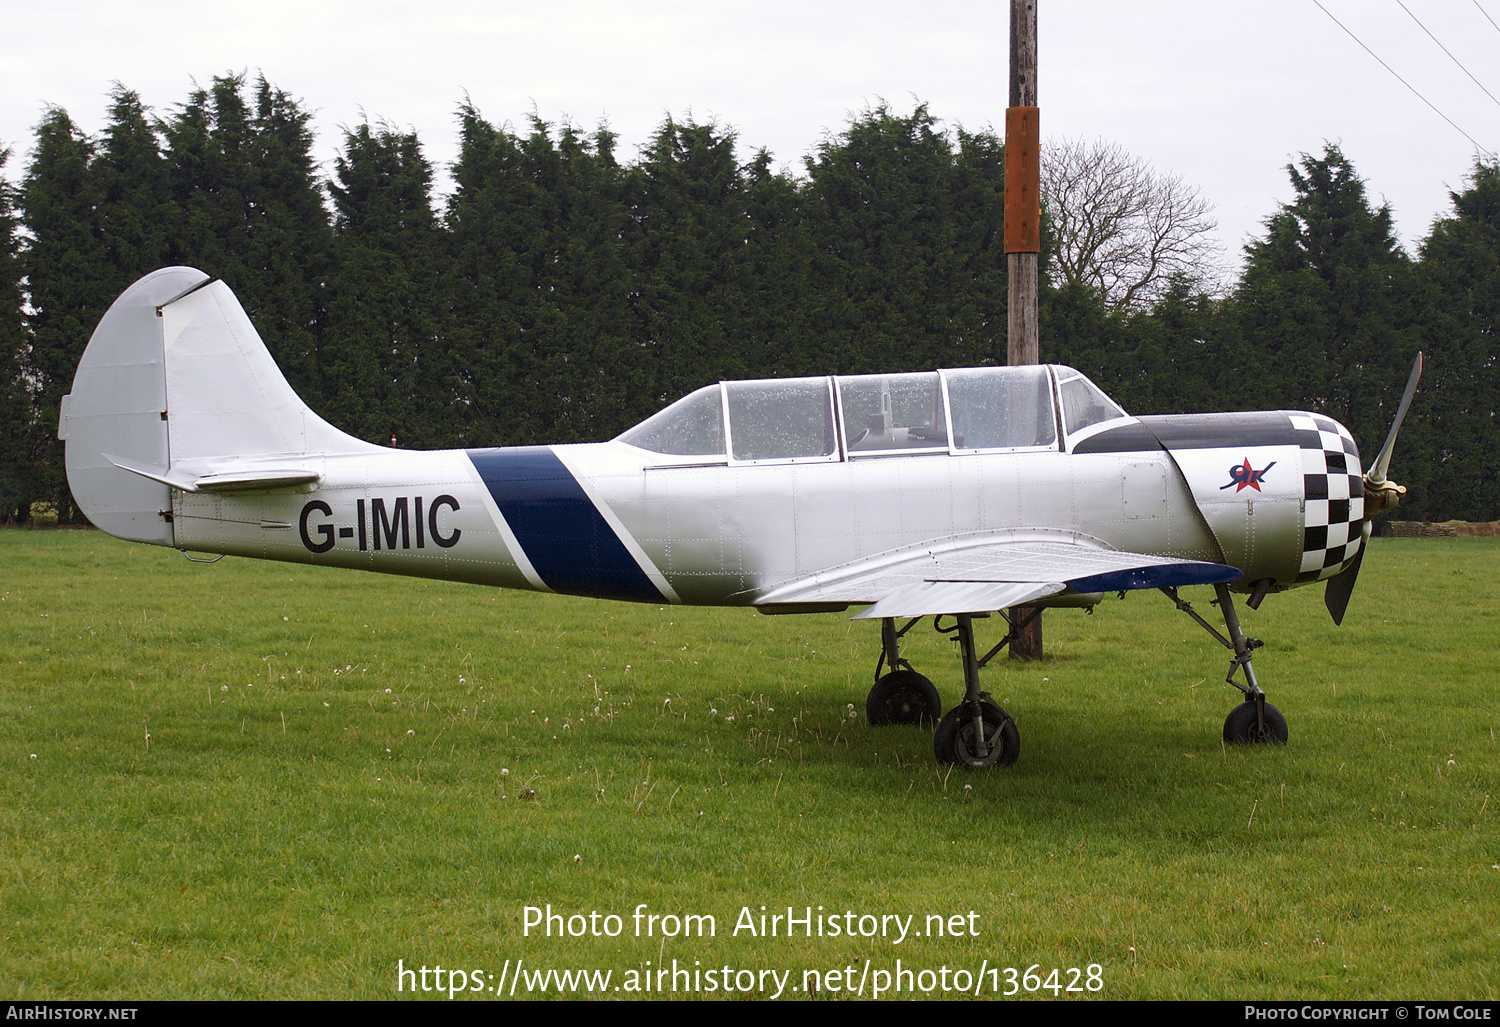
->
left=0, top=530, right=1495, bottom=999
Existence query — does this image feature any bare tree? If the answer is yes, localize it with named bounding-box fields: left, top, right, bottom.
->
left=1042, top=138, right=1224, bottom=310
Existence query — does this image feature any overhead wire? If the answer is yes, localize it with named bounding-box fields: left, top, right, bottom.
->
left=1308, top=0, right=1494, bottom=158
left=1395, top=0, right=1500, bottom=113
left=1472, top=0, right=1500, bottom=37
left=1309, top=0, right=1497, bottom=158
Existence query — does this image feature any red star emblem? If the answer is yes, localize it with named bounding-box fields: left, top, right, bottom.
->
left=1221, top=458, right=1276, bottom=492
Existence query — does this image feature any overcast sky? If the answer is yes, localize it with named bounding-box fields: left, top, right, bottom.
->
left=6, top=0, right=1500, bottom=272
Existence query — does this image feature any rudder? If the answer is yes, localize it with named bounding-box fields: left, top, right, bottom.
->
left=60, top=268, right=197, bottom=545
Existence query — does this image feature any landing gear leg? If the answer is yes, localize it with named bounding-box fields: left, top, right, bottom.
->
left=1161, top=584, right=1288, bottom=745
left=933, top=613, right=1020, bottom=767
left=866, top=617, right=940, bottom=726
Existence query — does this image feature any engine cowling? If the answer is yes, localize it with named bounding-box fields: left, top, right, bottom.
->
left=1136, top=410, right=1366, bottom=591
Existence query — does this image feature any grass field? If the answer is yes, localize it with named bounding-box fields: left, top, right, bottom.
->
left=0, top=530, right=1495, bottom=1000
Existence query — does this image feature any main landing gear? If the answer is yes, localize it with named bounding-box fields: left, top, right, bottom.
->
left=863, top=587, right=1287, bottom=767
left=932, top=613, right=1024, bottom=768
left=866, top=616, right=941, bottom=726
left=1161, top=582, right=1288, bottom=745
left=865, top=611, right=1032, bottom=768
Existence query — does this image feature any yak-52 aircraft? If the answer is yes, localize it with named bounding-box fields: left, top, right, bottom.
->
left=60, top=267, right=1421, bottom=768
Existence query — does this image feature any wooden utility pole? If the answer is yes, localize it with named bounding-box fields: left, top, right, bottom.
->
left=1006, top=0, right=1044, bottom=659
left=1006, top=0, right=1040, bottom=365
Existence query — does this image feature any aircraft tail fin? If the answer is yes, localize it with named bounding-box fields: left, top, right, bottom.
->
left=61, top=267, right=379, bottom=545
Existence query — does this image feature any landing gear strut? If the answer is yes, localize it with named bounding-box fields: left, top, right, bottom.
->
left=866, top=617, right=941, bottom=726
left=931, top=611, right=1030, bottom=767
left=1162, top=583, right=1288, bottom=745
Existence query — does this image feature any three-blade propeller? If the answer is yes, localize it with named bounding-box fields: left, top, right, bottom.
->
left=1325, top=351, right=1423, bottom=625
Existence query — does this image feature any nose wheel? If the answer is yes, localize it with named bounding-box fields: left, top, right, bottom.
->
left=1223, top=699, right=1288, bottom=744
left=1163, top=583, right=1290, bottom=747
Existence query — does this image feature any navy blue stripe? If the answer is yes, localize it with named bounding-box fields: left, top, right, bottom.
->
left=1066, top=561, right=1241, bottom=594
left=467, top=447, right=662, bottom=602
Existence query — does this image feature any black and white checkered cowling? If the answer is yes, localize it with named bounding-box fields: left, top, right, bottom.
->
left=1290, top=413, right=1365, bottom=583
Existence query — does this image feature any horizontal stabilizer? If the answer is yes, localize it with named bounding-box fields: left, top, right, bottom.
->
left=191, top=469, right=322, bottom=493
left=102, top=454, right=196, bottom=492
left=104, top=454, right=321, bottom=494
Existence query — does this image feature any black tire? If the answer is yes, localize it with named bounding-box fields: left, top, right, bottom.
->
left=933, top=703, right=1020, bottom=768
left=1222, top=700, right=1288, bottom=745
left=866, top=670, right=942, bottom=727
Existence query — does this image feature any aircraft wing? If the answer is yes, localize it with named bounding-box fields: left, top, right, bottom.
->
left=753, top=532, right=1240, bottom=619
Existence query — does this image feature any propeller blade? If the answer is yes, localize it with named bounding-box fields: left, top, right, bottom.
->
left=1367, top=352, right=1423, bottom=487
left=1330, top=352, right=1419, bottom=625
left=1323, top=544, right=1364, bottom=626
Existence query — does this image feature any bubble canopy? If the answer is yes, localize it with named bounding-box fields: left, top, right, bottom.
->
left=615, top=366, right=1130, bottom=460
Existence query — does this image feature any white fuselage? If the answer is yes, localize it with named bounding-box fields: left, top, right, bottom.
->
left=171, top=437, right=1283, bottom=606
